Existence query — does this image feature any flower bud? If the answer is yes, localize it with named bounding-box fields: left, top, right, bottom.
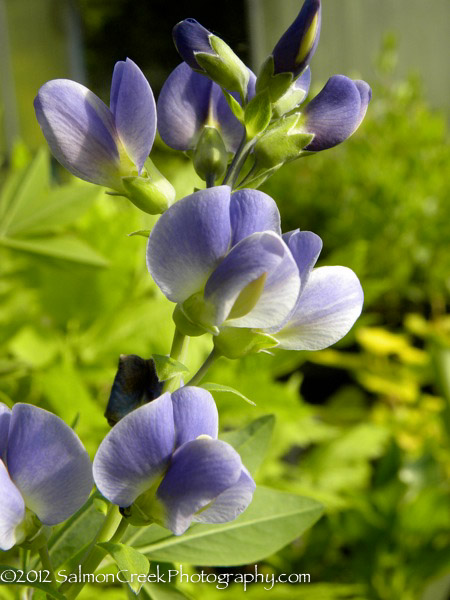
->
left=256, top=0, right=321, bottom=102
left=173, top=19, right=249, bottom=98
left=105, top=354, right=163, bottom=426
left=272, top=0, right=321, bottom=78
left=193, top=126, right=228, bottom=184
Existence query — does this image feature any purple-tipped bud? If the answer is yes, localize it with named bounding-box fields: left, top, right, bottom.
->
left=303, top=75, right=372, bottom=151
left=272, top=0, right=321, bottom=77
left=173, top=19, right=214, bottom=71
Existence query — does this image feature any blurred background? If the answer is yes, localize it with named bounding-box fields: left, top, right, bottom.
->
left=0, top=1, right=449, bottom=599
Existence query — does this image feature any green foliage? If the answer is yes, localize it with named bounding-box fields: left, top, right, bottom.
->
left=261, top=74, right=450, bottom=318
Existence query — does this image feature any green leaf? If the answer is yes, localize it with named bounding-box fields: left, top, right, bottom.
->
left=221, top=89, right=245, bottom=123
left=0, top=148, right=50, bottom=235
left=141, top=582, right=193, bottom=600
left=152, top=354, right=190, bottom=381
left=0, top=565, right=65, bottom=599
left=98, top=542, right=150, bottom=594
left=220, top=414, right=275, bottom=474
left=244, top=90, right=272, bottom=139
left=136, top=486, right=323, bottom=566
left=128, top=230, right=151, bottom=238
left=6, top=182, right=100, bottom=236
left=201, top=382, right=256, bottom=406
left=0, top=235, right=108, bottom=267
left=45, top=497, right=104, bottom=569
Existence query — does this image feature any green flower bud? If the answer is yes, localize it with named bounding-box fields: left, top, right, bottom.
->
left=193, top=126, right=228, bottom=184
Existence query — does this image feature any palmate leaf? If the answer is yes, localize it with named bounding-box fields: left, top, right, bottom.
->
left=133, top=487, right=323, bottom=566
left=0, top=148, right=107, bottom=267
left=0, top=235, right=108, bottom=267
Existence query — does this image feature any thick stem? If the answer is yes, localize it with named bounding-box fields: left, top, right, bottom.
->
left=186, top=349, right=218, bottom=386
left=163, top=327, right=189, bottom=392
left=59, top=505, right=125, bottom=599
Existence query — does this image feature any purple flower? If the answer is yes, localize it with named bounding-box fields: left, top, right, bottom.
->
left=146, top=187, right=301, bottom=335
left=269, top=230, right=364, bottom=349
left=302, top=75, right=372, bottom=151
left=34, top=58, right=156, bottom=191
left=157, top=62, right=256, bottom=154
left=0, top=403, right=93, bottom=551
left=172, top=19, right=214, bottom=72
left=272, top=0, right=321, bottom=78
left=93, top=387, right=255, bottom=535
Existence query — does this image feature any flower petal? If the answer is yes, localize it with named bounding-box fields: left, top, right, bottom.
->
left=157, top=62, right=214, bottom=151
left=110, top=58, right=156, bottom=173
left=303, top=75, right=364, bottom=151
left=294, top=65, right=311, bottom=98
left=156, top=438, right=242, bottom=535
left=34, top=79, right=121, bottom=188
left=272, top=0, right=321, bottom=77
left=230, top=189, right=281, bottom=245
left=147, top=187, right=232, bottom=303
left=173, top=19, right=214, bottom=70
left=284, top=230, right=322, bottom=291
left=0, top=403, right=11, bottom=459
left=0, top=460, right=25, bottom=551
left=275, top=266, right=363, bottom=350
left=171, top=387, right=218, bottom=447
left=6, top=404, right=93, bottom=525
left=354, top=79, right=372, bottom=124
left=193, top=465, right=255, bottom=524
left=93, top=394, right=175, bottom=507
left=204, top=231, right=300, bottom=328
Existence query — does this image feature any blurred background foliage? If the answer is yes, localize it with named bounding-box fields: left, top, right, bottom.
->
left=0, top=1, right=449, bottom=599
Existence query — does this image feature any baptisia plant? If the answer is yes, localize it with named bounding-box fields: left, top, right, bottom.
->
left=0, top=403, right=93, bottom=551
left=18, top=1, right=373, bottom=596
left=34, top=58, right=174, bottom=214
left=93, top=387, right=255, bottom=535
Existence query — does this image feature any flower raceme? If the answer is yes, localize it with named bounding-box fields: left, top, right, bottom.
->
left=34, top=58, right=174, bottom=214
left=146, top=186, right=363, bottom=356
left=93, top=387, right=255, bottom=535
left=0, top=403, right=93, bottom=551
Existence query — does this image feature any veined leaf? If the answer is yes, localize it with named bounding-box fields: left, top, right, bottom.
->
left=98, top=542, right=149, bottom=594
left=152, top=355, right=189, bottom=382
left=220, top=414, right=275, bottom=474
left=0, top=235, right=108, bottom=267
left=201, top=382, right=255, bottom=405
left=135, top=487, right=323, bottom=566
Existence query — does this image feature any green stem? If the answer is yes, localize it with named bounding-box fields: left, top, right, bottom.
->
left=59, top=505, right=125, bottom=599
left=205, top=172, right=216, bottom=188
left=163, top=327, right=189, bottom=392
left=222, top=135, right=256, bottom=189
left=186, top=349, right=218, bottom=386
left=38, top=545, right=55, bottom=584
